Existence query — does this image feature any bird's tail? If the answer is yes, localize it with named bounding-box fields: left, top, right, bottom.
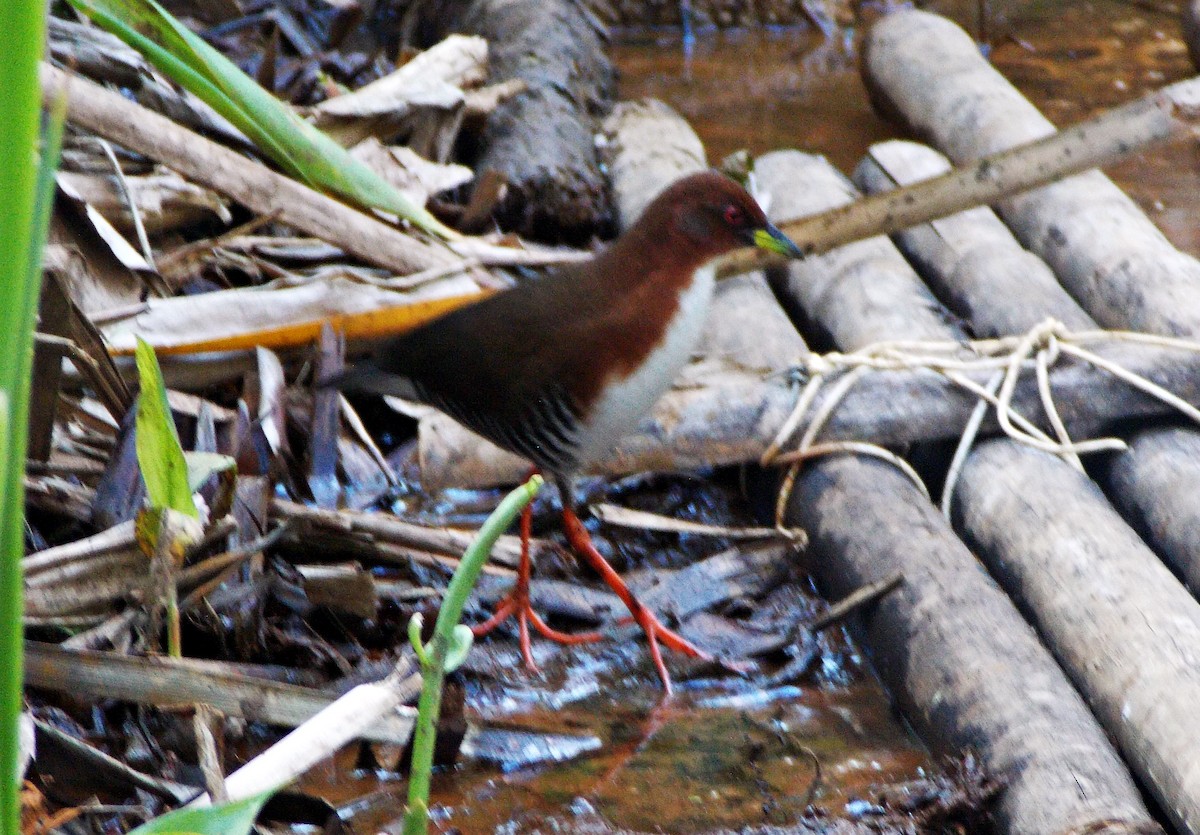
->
left=318, top=361, right=421, bottom=401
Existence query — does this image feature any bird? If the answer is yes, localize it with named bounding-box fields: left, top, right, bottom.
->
left=331, top=170, right=801, bottom=694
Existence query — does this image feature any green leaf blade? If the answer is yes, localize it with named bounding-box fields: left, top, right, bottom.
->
left=127, top=791, right=273, bottom=835
left=134, top=337, right=197, bottom=518
left=2, top=8, right=58, bottom=828
left=65, top=0, right=460, bottom=240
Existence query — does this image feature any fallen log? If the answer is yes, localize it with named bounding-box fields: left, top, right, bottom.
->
left=421, top=0, right=616, bottom=241
left=416, top=341, right=1200, bottom=490
left=860, top=139, right=1200, bottom=620
left=854, top=140, right=1097, bottom=337
left=863, top=16, right=1200, bottom=677
left=846, top=127, right=1191, bottom=833
left=763, top=144, right=1156, bottom=834
left=600, top=98, right=706, bottom=229
left=787, top=455, right=1159, bottom=835
left=954, top=440, right=1200, bottom=835
left=755, top=149, right=963, bottom=350
left=1103, top=426, right=1200, bottom=595
left=862, top=9, right=1200, bottom=336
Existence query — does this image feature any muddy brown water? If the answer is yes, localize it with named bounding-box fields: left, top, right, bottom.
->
left=302, top=2, right=1199, bottom=831
left=300, top=672, right=928, bottom=832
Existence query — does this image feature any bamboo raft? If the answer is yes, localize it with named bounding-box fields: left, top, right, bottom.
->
left=413, top=10, right=1200, bottom=835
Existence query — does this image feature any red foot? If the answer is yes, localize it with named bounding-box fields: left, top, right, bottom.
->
left=472, top=497, right=601, bottom=672
left=561, top=507, right=712, bottom=696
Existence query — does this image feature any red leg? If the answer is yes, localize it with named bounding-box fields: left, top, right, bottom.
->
left=560, top=506, right=711, bottom=696
left=472, top=479, right=602, bottom=673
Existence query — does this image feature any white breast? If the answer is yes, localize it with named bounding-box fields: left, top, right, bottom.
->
left=577, top=264, right=717, bottom=465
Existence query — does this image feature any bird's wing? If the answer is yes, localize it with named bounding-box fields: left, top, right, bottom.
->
left=331, top=265, right=600, bottom=417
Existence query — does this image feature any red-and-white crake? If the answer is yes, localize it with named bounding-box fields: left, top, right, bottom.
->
left=332, top=171, right=801, bottom=694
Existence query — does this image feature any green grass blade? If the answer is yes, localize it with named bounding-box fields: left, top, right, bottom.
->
left=0, top=2, right=57, bottom=825
left=134, top=337, right=198, bottom=517
left=66, top=0, right=461, bottom=241
left=67, top=2, right=303, bottom=177
left=0, top=394, right=15, bottom=835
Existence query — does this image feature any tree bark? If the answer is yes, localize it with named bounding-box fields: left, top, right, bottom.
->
left=853, top=140, right=1097, bottom=337
left=422, top=0, right=616, bottom=242
left=955, top=440, right=1200, bottom=835
left=862, top=9, right=1200, bottom=336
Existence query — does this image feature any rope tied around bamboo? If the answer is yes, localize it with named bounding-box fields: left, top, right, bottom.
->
left=763, top=319, right=1200, bottom=529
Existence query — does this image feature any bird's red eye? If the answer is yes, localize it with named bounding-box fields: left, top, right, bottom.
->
left=723, top=205, right=744, bottom=225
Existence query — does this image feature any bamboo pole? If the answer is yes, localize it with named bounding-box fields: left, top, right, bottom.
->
left=955, top=441, right=1200, bottom=835
left=860, top=9, right=1200, bottom=336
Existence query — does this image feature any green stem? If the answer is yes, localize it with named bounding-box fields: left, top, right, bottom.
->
left=0, top=397, right=14, bottom=830
left=402, top=475, right=542, bottom=835
left=434, top=475, right=543, bottom=637
left=401, top=658, right=445, bottom=835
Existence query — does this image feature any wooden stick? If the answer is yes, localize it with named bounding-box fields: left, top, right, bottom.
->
left=756, top=149, right=962, bottom=349
left=189, top=665, right=422, bottom=806
left=715, top=72, right=1200, bottom=280
left=24, top=641, right=419, bottom=744
left=806, top=573, right=902, bottom=632
left=854, top=140, right=1097, bottom=337
left=269, top=496, right=551, bottom=569
left=847, top=123, right=1200, bottom=833
left=40, top=63, right=458, bottom=276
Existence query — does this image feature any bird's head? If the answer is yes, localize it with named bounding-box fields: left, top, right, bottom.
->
left=632, top=170, right=802, bottom=266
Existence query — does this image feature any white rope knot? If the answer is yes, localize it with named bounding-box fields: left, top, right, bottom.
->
left=1030, top=316, right=1068, bottom=347
left=762, top=318, right=1200, bottom=528
left=799, top=352, right=837, bottom=377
